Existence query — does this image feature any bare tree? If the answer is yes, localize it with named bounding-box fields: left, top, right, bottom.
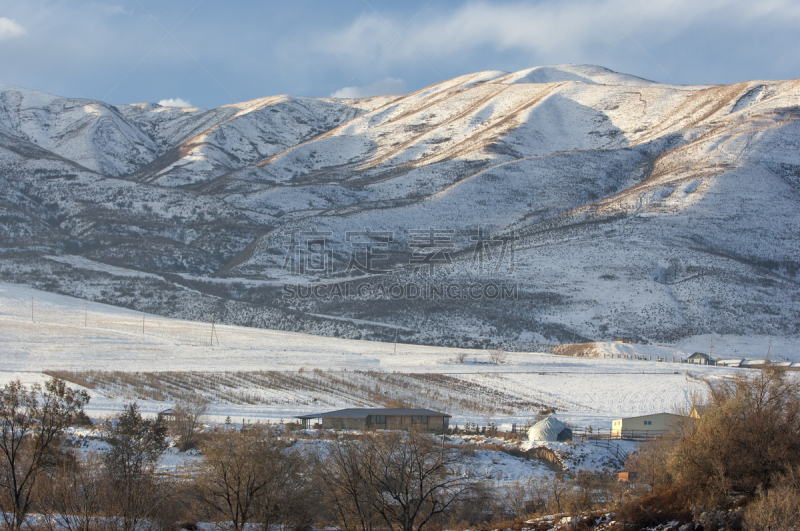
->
left=489, top=348, right=507, bottom=365
left=197, top=425, right=293, bottom=531
left=547, top=475, right=568, bottom=514
left=525, top=476, right=550, bottom=516
left=257, top=441, right=314, bottom=531
left=0, top=378, right=89, bottom=531
left=625, top=438, right=674, bottom=493
left=317, top=436, right=379, bottom=531
left=358, top=431, right=473, bottom=531
left=171, top=397, right=209, bottom=451
left=502, top=481, right=528, bottom=519
left=40, top=452, right=107, bottom=531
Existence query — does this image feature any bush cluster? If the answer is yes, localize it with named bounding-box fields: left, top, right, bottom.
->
left=623, top=368, right=800, bottom=529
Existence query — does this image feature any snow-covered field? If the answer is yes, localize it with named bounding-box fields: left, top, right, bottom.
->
left=1, top=282, right=774, bottom=431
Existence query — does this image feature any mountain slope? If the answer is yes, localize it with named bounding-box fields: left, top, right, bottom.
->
left=0, top=65, right=798, bottom=348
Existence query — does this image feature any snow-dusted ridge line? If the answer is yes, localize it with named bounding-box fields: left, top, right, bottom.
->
left=0, top=64, right=799, bottom=347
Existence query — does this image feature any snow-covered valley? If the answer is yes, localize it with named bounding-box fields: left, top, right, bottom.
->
left=2, top=282, right=784, bottom=431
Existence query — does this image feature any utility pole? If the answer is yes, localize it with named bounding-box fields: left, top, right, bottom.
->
left=210, top=315, right=219, bottom=346
left=766, top=338, right=772, bottom=365
left=394, top=326, right=398, bottom=354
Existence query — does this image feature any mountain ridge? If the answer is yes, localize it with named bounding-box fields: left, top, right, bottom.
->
left=0, top=64, right=798, bottom=348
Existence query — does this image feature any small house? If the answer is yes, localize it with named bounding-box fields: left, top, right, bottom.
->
left=294, top=408, right=450, bottom=432
left=687, top=352, right=716, bottom=365
left=611, top=413, right=687, bottom=438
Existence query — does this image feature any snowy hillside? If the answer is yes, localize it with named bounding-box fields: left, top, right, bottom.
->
left=0, top=282, right=734, bottom=429
left=0, top=65, right=798, bottom=347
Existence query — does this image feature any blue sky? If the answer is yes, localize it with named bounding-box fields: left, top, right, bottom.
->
left=1, top=0, right=799, bottom=109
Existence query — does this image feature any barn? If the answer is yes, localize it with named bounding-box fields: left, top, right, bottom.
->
left=294, top=408, right=450, bottom=431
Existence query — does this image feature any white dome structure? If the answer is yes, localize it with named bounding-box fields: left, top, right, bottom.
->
left=528, top=416, right=573, bottom=442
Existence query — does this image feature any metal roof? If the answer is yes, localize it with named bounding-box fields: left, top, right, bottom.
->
left=614, top=412, right=686, bottom=421
left=294, top=408, right=450, bottom=420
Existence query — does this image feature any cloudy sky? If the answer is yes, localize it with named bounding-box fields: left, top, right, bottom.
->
left=1, top=0, right=799, bottom=109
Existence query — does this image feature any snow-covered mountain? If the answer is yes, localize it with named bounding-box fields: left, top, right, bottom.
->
left=1, top=64, right=798, bottom=348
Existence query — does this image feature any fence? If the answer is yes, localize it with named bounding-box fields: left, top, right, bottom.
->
left=574, top=427, right=669, bottom=442
left=572, top=426, right=676, bottom=466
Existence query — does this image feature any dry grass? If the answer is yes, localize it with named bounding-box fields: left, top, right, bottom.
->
left=551, top=342, right=603, bottom=358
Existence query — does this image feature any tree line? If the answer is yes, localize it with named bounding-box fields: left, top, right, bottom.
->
left=0, top=381, right=597, bottom=531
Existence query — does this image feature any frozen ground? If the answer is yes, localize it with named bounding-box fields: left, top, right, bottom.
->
left=1, top=282, right=784, bottom=431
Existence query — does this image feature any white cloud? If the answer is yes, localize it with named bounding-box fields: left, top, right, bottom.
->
left=158, top=97, right=193, bottom=108
left=0, top=17, right=26, bottom=41
left=319, top=0, right=800, bottom=63
left=330, top=77, right=407, bottom=98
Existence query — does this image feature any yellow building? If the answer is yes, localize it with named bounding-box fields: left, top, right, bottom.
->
left=611, top=413, right=686, bottom=438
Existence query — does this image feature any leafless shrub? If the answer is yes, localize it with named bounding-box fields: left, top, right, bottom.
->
left=489, top=348, right=507, bottom=364
left=546, top=475, right=568, bottom=514
left=667, top=368, right=800, bottom=503
left=502, top=482, right=528, bottom=519
left=743, top=482, right=800, bottom=530
left=171, top=397, right=209, bottom=451
left=625, top=437, right=675, bottom=493
left=195, top=425, right=312, bottom=531
left=38, top=452, right=106, bottom=531
left=525, top=476, right=551, bottom=516
left=615, top=486, right=692, bottom=528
